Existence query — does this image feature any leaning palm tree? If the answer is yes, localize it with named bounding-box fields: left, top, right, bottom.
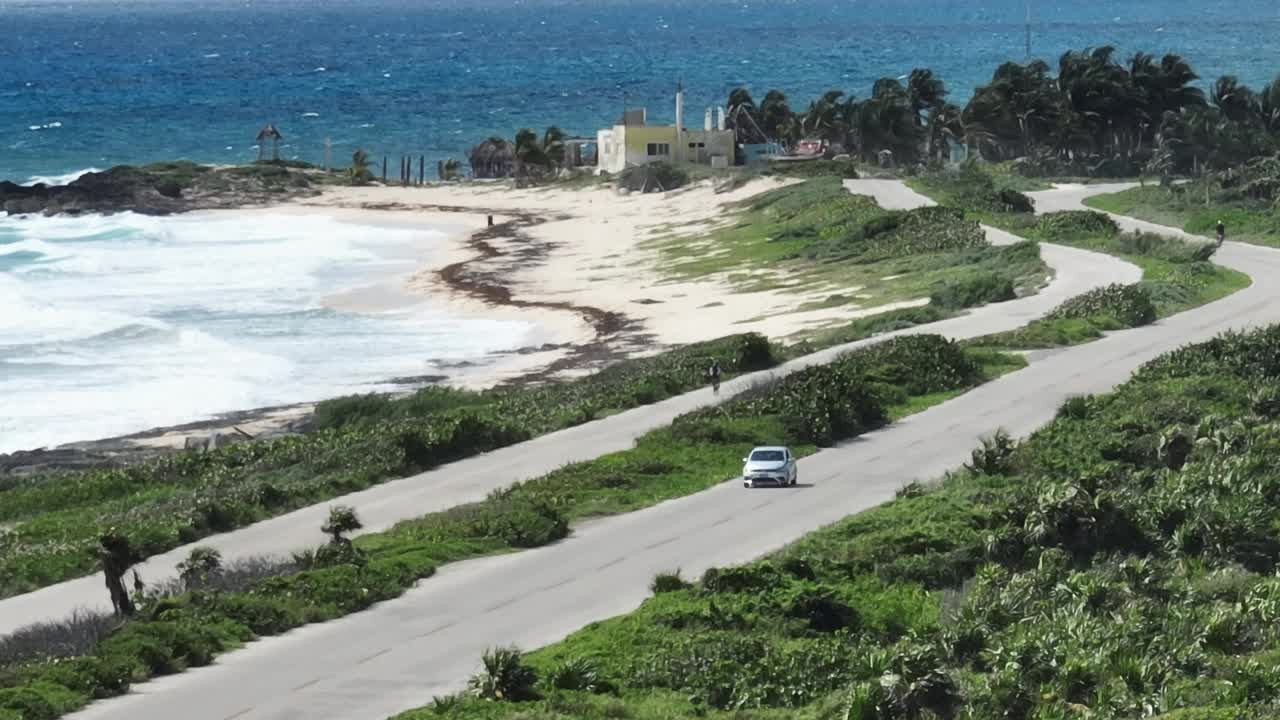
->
left=1212, top=75, right=1260, bottom=126
left=906, top=68, right=948, bottom=126
left=98, top=532, right=142, bottom=618
left=349, top=148, right=372, bottom=183
left=541, top=126, right=567, bottom=168
left=513, top=128, right=546, bottom=184
left=1260, top=75, right=1280, bottom=137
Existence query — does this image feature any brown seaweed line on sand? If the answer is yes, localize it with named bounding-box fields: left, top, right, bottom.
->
left=322, top=200, right=657, bottom=386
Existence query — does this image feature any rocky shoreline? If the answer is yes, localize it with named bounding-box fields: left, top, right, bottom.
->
left=0, top=161, right=323, bottom=216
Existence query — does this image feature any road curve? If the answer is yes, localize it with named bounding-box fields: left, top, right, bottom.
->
left=48, top=181, right=1280, bottom=720
left=0, top=180, right=1139, bottom=637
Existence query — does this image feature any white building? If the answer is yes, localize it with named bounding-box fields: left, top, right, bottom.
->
left=596, top=86, right=736, bottom=174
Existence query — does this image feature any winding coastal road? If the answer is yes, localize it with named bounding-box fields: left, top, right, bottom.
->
left=0, top=181, right=1135, bottom=637
left=12, top=180, right=1280, bottom=720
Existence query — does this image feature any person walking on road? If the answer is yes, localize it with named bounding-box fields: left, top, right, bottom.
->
left=1217, top=220, right=1226, bottom=247
left=708, top=359, right=722, bottom=395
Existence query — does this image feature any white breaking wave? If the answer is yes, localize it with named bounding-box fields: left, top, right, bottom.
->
left=23, top=167, right=102, bottom=186
left=0, top=212, right=539, bottom=453
left=27, top=121, right=63, bottom=131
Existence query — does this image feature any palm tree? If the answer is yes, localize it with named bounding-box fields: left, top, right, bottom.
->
left=906, top=68, right=948, bottom=126
left=727, top=87, right=757, bottom=121
left=759, top=90, right=794, bottom=143
left=513, top=128, right=544, bottom=182
left=1260, top=75, right=1280, bottom=137
left=1128, top=52, right=1206, bottom=152
left=541, top=126, right=567, bottom=168
left=799, top=90, right=848, bottom=146
left=1212, top=75, right=1259, bottom=126
left=349, top=148, right=371, bottom=183
left=98, top=532, right=142, bottom=618
left=963, top=59, right=1057, bottom=159
left=926, top=102, right=965, bottom=161
left=322, top=506, right=362, bottom=545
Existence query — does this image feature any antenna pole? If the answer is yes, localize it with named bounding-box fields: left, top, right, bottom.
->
left=1025, top=0, right=1031, bottom=59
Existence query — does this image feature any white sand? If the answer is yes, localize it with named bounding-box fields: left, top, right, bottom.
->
left=120, top=176, right=926, bottom=450
left=293, top=178, right=927, bottom=380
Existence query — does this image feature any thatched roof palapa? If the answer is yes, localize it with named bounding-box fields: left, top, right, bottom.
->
left=468, top=137, right=515, bottom=179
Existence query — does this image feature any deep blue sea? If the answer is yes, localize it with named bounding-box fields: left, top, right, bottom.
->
left=3, top=0, right=1279, bottom=182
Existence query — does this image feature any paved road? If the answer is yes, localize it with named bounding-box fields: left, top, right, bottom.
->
left=0, top=180, right=1139, bottom=637
left=53, top=181, right=1280, bottom=720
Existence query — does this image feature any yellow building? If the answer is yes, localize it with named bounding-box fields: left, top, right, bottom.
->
left=596, top=87, right=735, bottom=174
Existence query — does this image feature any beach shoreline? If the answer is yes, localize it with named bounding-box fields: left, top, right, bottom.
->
left=1, top=176, right=930, bottom=471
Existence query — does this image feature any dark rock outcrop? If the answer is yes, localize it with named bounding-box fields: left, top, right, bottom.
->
left=1, top=161, right=324, bottom=217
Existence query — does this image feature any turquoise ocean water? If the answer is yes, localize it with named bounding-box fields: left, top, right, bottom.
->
left=2, top=0, right=1278, bottom=182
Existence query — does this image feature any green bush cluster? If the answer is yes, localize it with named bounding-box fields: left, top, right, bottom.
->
left=910, top=162, right=1036, bottom=215
left=1034, top=209, right=1120, bottom=240
left=617, top=162, right=690, bottom=193
left=739, top=178, right=986, bottom=263
left=425, top=324, right=1280, bottom=720
left=0, top=333, right=780, bottom=597
left=763, top=159, right=860, bottom=179
left=683, top=335, right=981, bottom=447
left=1046, top=283, right=1157, bottom=328
left=929, top=271, right=1015, bottom=309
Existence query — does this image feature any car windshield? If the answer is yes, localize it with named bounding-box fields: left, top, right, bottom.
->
left=749, top=450, right=784, bottom=462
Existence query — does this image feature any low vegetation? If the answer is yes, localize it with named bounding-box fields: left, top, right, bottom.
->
left=407, top=325, right=1280, bottom=720
left=1084, top=162, right=1280, bottom=247
left=645, top=177, right=1048, bottom=312
left=908, top=165, right=1250, bottom=351
left=0, top=334, right=778, bottom=598
left=0, top=336, right=1022, bottom=720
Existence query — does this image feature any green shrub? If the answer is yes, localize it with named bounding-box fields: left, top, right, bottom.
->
left=617, top=162, right=689, bottom=193
left=650, top=571, right=692, bottom=594
left=782, top=585, right=860, bottom=633
left=1035, top=210, right=1119, bottom=240
left=0, top=683, right=79, bottom=720
left=546, top=657, right=614, bottom=694
left=999, top=188, right=1035, bottom=213
left=312, top=393, right=397, bottom=429
left=929, top=272, right=1016, bottom=309
left=467, top=646, right=539, bottom=701
left=1046, top=283, right=1157, bottom=327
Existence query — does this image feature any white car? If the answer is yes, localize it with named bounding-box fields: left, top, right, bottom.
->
left=742, top=446, right=798, bottom=488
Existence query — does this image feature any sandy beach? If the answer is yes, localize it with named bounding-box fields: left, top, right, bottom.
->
left=290, top=177, right=929, bottom=387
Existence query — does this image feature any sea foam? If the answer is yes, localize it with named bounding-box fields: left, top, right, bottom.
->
left=22, top=167, right=102, bottom=186
left=0, top=211, right=536, bottom=453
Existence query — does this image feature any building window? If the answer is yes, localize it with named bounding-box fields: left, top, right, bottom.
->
left=688, top=142, right=705, bottom=149
left=646, top=143, right=670, bottom=157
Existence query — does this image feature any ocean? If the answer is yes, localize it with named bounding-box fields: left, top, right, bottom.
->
left=2, top=0, right=1279, bottom=452
left=3, top=0, right=1279, bottom=182
left=0, top=211, right=537, bottom=452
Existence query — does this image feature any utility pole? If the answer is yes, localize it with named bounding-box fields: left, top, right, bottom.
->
left=324, top=136, right=331, bottom=172
left=1025, top=0, right=1032, bottom=59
